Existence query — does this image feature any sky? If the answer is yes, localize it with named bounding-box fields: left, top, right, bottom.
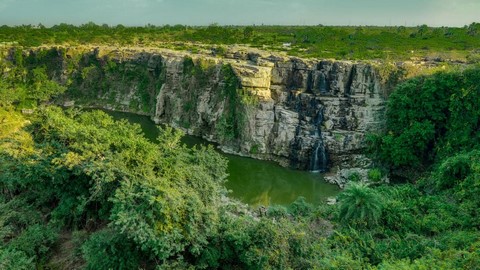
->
left=0, top=0, right=478, bottom=27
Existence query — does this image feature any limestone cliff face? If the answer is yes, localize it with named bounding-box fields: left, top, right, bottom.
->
left=237, top=58, right=383, bottom=170
left=12, top=46, right=386, bottom=171
left=150, top=51, right=385, bottom=171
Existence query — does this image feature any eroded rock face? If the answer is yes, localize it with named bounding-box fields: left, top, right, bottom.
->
left=229, top=57, right=385, bottom=171
left=15, top=46, right=386, bottom=171
left=151, top=52, right=385, bottom=171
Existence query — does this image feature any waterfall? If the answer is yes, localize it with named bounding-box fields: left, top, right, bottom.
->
left=310, top=109, right=328, bottom=172
left=310, top=139, right=327, bottom=173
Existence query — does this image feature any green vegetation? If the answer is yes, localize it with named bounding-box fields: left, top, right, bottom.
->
left=179, top=57, right=218, bottom=129
left=368, top=66, right=480, bottom=175
left=0, top=46, right=165, bottom=114
left=1, top=26, right=480, bottom=268
left=0, top=105, right=230, bottom=268
left=1, top=23, right=480, bottom=60
left=367, top=168, right=383, bottom=182
left=216, top=64, right=243, bottom=141
left=0, top=50, right=65, bottom=108
left=216, top=64, right=259, bottom=142
left=66, top=51, right=163, bottom=114
left=337, top=183, right=383, bottom=227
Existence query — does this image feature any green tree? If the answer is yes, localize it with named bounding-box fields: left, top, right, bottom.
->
left=367, top=68, right=480, bottom=172
left=467, top=22, right=480, bottom=36
left=28, top=66, right=66, bottom=101
left=337, top=183, right=383, bottom=227
left=243, top=26, right=254, bottom=40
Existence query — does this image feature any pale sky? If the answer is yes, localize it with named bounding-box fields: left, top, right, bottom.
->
left=0, top=0, right=478, bottom=27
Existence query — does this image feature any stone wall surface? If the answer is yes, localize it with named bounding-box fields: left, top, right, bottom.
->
left=12, top=46, right=389, bottom=173
left=151, top=49, right=385, bottom=171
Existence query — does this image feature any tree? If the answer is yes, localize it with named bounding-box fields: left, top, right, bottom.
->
left=417, top=24, right=429, bottom=37
left=337, top=183, right=383, bottom=227
left=243, top=26, right=254, bottom=40
left=29, top=67, right=66, bottom=101
left=369, top=67, right=480, bottom=173
left=467, top=22, right=480, bottom=36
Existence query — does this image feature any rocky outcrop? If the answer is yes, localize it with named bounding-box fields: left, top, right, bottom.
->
left=9, top=46, right=388, bottom=172
left=151, top=52, right=386, bottom=171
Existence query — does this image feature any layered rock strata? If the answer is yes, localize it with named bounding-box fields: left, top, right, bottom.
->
left=11, top=46, right=387, bottom=172
left=153, top=51, right=385, bottom=171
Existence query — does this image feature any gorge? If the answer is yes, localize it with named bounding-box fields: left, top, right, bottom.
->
left=2, top=23, right=479, bottom=269
left=9, top=45, right=393, bottom=177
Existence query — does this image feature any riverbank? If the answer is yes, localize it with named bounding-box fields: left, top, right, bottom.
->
left=101, top=109, right=340, bottom=206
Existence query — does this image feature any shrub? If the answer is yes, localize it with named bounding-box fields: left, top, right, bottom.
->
left=348, top=171, right=362, bottom=182
left=289, top=197, right=314, bottom=217
left=369, top=67, right=480, bottom=173
left=435, top=151, right=473, bottom=190
left=368, top=168, right=383, bottom=182
left=267, top=205, right=289, bottom=218
left=8, top=224, right=58, bottom=261
left=0, top=249, right=34, bottom=270
left=81, top=229, right=143, bottom=270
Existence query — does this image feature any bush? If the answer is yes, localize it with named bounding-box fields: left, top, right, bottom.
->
left=348, top=171, right=362, bottom=182
left=0, top=249, right=34, bottom=270
left=466, top=51, right=480, bottom=63
left=435, top=151, right=474, bottom=190
left=81, top=229, right=143, bottom=270
left=368, top=168, right=383, bottom=182
left=8, top=224, right=58, bottom=261
left=289, top=197, right=314, bottom=217
left=267, top=205, right=289, bottom=218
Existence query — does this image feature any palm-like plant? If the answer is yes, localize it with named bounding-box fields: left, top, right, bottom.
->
left=337, top=183, right=383, bottom=227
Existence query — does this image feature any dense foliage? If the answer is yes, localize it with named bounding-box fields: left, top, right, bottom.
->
left=0, top=106, right=341, bottom=269
left=0, top=106, right=228, bottom=268
left=369, top=66, right=480, bottom=173
left=1, top=23, right=480, bottom=60
left=0, top=50, right=66, bottom=109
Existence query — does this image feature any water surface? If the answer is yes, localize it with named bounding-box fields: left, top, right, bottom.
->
left=103, top=110, right=340, bottom=206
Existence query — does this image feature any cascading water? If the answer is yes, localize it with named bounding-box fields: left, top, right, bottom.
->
left=309, top=109, right=328, bottom=172
left=310, top=139, right=327, bottom=172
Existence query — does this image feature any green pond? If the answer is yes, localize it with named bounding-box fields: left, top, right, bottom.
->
left=103, top=110, right=340, bottom=206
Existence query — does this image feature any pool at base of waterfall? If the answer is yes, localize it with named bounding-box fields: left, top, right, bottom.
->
left=103, top=109, right=340, bottom=207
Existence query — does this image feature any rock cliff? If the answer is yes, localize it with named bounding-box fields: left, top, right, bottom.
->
left=151, top=49, right=385, bottom=171
left=7, top=46, right=388, bottom=172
